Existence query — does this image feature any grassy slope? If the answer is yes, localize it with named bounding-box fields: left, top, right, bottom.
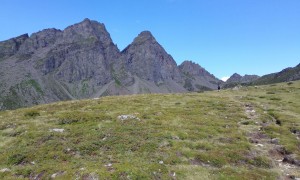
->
left=0, top=81, right=299, bottom=179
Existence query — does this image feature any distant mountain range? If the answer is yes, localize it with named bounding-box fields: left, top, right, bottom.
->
left=223, top=64, right=300, bottom=88
left=0, top=19, right=299, bottom=110
left=0, top=19, right=221, bottom=110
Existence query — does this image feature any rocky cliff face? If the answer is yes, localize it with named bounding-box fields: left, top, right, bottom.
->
left=179, top=61, right=221, bottom=91
left=121, top=31, right=182, bottom=83
left=0, top=34, right=29, bottom=60
left=0, top=19, right=220, bottom=110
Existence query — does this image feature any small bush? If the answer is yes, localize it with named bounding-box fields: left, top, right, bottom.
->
left=7, top=154, right=26, bottom=165
left=15, top=168, right=32, bottom=177
left=24, top=109, right=40, bottom=118
left=269, top=97, right=281, bottom=101
left=248, top=156, right=272, bottom=168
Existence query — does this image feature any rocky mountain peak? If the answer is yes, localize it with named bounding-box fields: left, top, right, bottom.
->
left=120, top=30, right=181, bottom=83
left=179, top=60, right=221, bottom=91
left=62, top=18, right=112, bottom=45
left=226, top=73, right=242, bottom=83
left=232, top=73, right=242, bottom=78
left=179, top=60, right=209, bottom=76
left=226, top=73, right=260, bottom=85
left=131, top=31, right=156, bottom=45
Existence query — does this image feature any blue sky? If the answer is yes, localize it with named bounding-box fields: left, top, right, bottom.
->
left=1, top=0, right=299, bottom=80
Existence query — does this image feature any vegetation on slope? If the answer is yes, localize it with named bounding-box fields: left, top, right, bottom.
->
left=0, top=81, right=299, bottom=179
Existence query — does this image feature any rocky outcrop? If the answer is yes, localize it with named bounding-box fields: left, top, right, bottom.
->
left=0, top=34, right=29, bottom=60
left=179, top=60, right=221, bottom=91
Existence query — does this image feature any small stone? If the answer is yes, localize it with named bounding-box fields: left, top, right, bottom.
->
left=118, top=115, right=140, bottom=121
left=255, top=144, right=264, bottom=147
left=172, top=136, right=180, bottom=140
left=105, top=163, right=112, bottom=167
left=50, top=128, right=64, bottom=133
left=51, top=171, right=64, bottom=179
left=0, top=168, right=10, bottom=172
left=271, top=138, right=280, bottom=145
left=159, top=161, right=164, bottom=164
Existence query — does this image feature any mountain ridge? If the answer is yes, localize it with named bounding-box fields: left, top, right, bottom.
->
left=0, top=19, right=220, bottom=110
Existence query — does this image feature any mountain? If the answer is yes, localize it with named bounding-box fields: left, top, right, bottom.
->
left=110, top=31, right=186, bottom=95
left=226, top=73, right=260, bottom=84
left=223, top=64, right=300, bottom=88
left=0, top=18, right=121, bottom=110
left=178, top=60, right=221, bottom=91
left=252, top=63, right=300, bottom=85
left=0, top=19, right=219, bottom=110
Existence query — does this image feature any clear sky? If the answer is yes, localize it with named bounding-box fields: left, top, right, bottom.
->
left=1, top=0, right=299, bottom=80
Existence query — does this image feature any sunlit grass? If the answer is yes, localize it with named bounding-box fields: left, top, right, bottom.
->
left=0, top=81, right=299, bottom=179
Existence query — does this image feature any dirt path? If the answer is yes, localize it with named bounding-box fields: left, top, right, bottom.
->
left=239, top=102, right=300, bottom=179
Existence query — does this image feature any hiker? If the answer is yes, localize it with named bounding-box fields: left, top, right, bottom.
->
left=218, top=85, right=221, bottom=91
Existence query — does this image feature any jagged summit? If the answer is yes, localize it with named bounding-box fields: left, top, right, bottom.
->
left=128, top=30, right=157, bottom=46
left=63, top=18, right=112, bottom=45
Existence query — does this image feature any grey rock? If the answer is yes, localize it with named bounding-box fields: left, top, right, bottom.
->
left=270, top=138, right=280, bottom=145
left=0, top=34, right=29, bottom=60
left=121, top=31, right=182, bottom=84
left=82, top=172, right=99, bottom=180
left=118, top=114, right=140, bottom=121
left=50, top=128, right=65, bottom=133
left=0, top=168, right=11, bottom=173
left=283, top=155, right=300, bottom=166
left=179, top=60, right=221, bottom=90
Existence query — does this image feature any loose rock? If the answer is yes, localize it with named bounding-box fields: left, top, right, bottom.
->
left=49, top=128, right=65, bottom=133
left=0, top=168, right=10, bottom=173
left=118, top=115, right=140, bottom=121
left=271, top=138, right=280, bottom=145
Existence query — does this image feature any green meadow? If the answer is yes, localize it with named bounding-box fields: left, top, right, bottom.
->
left=0, top=81, right=299, bottom=179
